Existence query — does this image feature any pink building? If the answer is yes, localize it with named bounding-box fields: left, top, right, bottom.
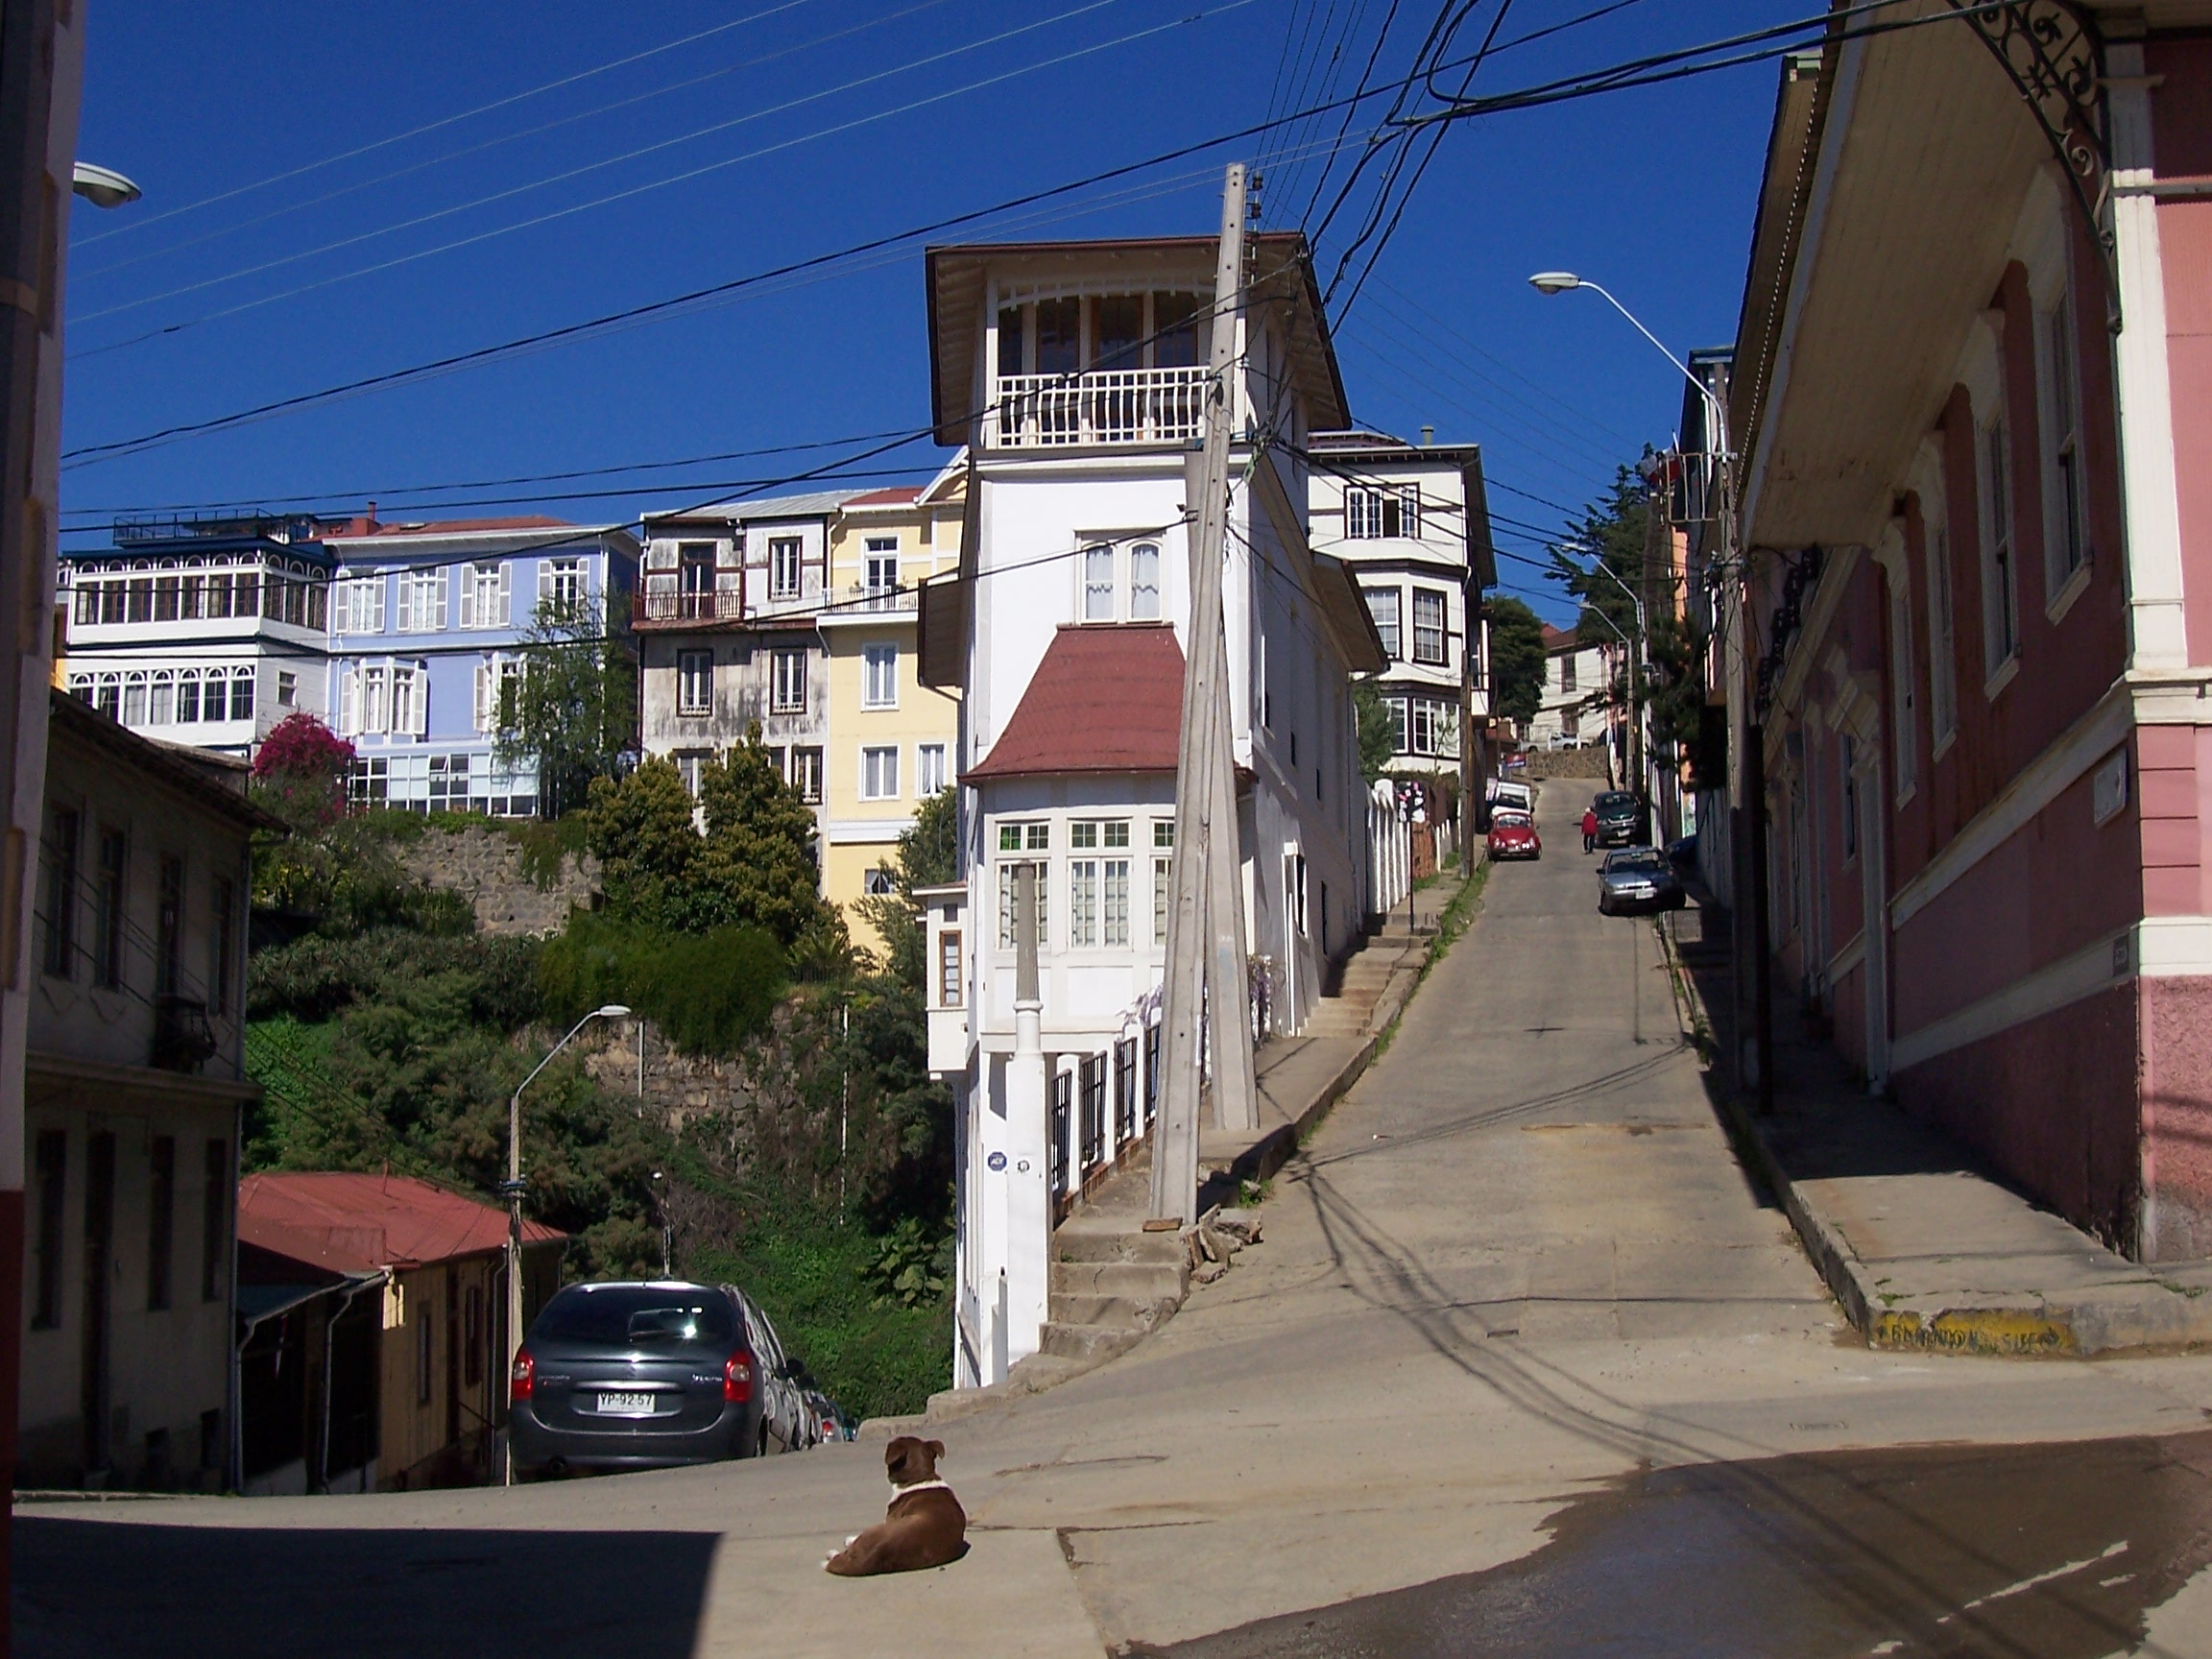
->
left=1731, top=11, right=2212, bottom=1262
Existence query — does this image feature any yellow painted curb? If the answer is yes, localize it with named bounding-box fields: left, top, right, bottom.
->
left=1870, top=1307, right=2078, bottom=1356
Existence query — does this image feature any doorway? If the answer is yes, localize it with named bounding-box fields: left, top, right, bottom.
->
left=82, top=1130, right=115, bottom=1475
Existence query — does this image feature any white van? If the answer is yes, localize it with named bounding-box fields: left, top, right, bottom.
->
left=1488, top=780, right=1534, bottom=816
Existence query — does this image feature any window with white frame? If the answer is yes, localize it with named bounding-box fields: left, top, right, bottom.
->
left=860, top=744, right=900, bottom=801
left=861, top=643, right=898, bottom=709
left=360, top=664, right=390, bottom=734
left=996, top=821, right=1050, bottom=949
left=1980, top=409, right=2018, bottom=678
left=337, top=570, right=384, bottom=634
left=1129, top=542, right=1161, bottom=620
left=1066, top=821, right=1130, bottom=949
left=1388, top=696, right=1409, bottom=754
left=460, top=561, right=509, bottom=628
left=769, top=537, right=803, bottom=600
left=790, top=745, right=824, bottom=804
left=1411, top=589, right=1448, bottom=665
left=675, top=752, right=708, bottom=799
left=1927, top=514, right=1958, bottom=750
left=1365, top=588, right=1401, bottom=659
left=1152, top=821, right=1173, bottom=945
left=1409, top=698, right=1457, bottom=757
left=539, top=558, right=585, bottom=610
left=496, top=657, right=523, bottom=732
left=2041, top=286, right=2089, bottom=597
left=916, top=742, right=947, bottom=796
left=391, top=662, right=424, bottom=734
left=771, top=648, right=807, bottom=713
left=678, top=649, right=713, bottom=715
left=229, top=669, right=254, bottom=721
left=863, top=867, right=896, bottom=897
left=276, top=671, right=297, bottom=708
left=863, top=537, right=899, bottom=604
left=1345, top=485, right=1418, bottom=540
left=397, top=567, right=445, bottom=633
left=1082, top=542, right=1116, bottom=622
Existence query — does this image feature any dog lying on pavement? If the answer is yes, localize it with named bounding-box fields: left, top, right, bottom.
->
left=823, top=1435, right=968, bottom=1576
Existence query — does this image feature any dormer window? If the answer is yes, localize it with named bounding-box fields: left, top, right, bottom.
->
left=1076, top=540, right=1165, bottom=624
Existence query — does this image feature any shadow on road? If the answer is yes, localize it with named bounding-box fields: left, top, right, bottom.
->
left=1144, top=1431, right=2212, bottom=1658
left=13, top=1516, right=719, bottom=1659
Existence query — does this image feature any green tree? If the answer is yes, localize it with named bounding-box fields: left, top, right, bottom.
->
left=496, top=589, right=637, bottom=819
left=1484, top=597, right=1548, bottom=726
left=1351, top=678, right=1398, bottom=783
left=855, top=787, right=958, bottom=988
left=583, top=756, right=703, bottom=926
left=694, top=727, right=849, bottom=972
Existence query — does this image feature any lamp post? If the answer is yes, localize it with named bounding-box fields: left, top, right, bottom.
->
left=1556, top=534, right=1649, bottom=804
left=71, top=162, right=142, bottom=209
left=1529, top=269, right=1758, bottom=1101
left=504, top=1003, right=629, bottom=1485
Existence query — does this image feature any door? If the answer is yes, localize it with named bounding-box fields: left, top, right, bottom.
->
left=82, top=1131, right=115, bottom=1473
left=444, top=1264, right=463, bottom=1452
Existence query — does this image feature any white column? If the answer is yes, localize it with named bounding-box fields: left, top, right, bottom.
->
left=2106, top=45, right=2192, bottom=670
left=1002, top=863, right=1049, bottom=1369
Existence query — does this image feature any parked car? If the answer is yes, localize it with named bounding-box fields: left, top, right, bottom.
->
left=804, top=1388, right=855, bottom=1445
left=1592, top=790, right=1647, bottom=848
left=1597, top=847, right=1687, bottom=915
left=1487, top=809, right=1540, bottom=861
left=1489, top=779, right=1535, bottom=816
left=1666, top=833, right=1698, bottom=875
left=509, top=1281, right=809, bottom=1478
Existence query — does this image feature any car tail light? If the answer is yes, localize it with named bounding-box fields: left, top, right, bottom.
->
left=724, top=1352, right=754, bottom=1403
left=510, top=1347, right=535, bottom=1403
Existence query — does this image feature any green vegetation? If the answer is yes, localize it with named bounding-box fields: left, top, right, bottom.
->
left=1483, top=596, right=1548, bottom=726
left=538, top=913, right=784, bottom=1059
left=494, top=590, right=638, bottom=819
left=1351, top=679, right=1399, bottom=783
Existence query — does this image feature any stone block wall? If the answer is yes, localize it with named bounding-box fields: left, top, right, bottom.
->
left=395, top=826, right=599, bottom=937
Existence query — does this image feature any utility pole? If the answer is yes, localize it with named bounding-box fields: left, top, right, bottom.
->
left=1153, top=162, right=1249, bottom=1222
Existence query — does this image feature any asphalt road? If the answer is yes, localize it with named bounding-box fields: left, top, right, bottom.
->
left=18, top=785, right=2212, bottom=1657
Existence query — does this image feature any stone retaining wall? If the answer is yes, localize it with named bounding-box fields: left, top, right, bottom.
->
left=395, top=826, right=599, bottom=936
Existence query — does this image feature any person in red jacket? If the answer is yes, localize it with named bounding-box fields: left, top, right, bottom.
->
left=1582, top=806, right=1599, bottom=854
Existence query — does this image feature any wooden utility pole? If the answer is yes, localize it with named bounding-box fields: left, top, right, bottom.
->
left=1152, top=163, right=1249, bottom=1221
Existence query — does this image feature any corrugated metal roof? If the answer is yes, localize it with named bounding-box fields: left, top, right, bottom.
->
left=238, top=1171, right=563, bottom=1273
left=643, top=488, right=867, bottom=525
left=965, top=623, right=1184, bottom=781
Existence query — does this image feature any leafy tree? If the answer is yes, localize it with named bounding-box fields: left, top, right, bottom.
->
left=1351, top=678, right=1398, bottom=783
left=693, top=727, right=848, bottom=971
left=252, top=712, right=355, bottom=825
left=854, top=787, right=957, bottom=987
left=1548, top=465, right=1651, bottom=655
left=1484, top=597, right=1548, bottom=726
left=538, top=912, right=784, bottom=1058
left=496, top=589, right=637, bottom=819
left=582, top=756, right=703, bottom=926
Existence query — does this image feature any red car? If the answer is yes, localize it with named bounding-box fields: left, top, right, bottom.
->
left=1487, top=810, right=1540, bottom=860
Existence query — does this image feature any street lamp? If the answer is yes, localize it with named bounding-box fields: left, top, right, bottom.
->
left=70, top=162, right=141, bottom=209
left=504, top=1002, right=629, bottom=1486
left=1527, top=271, right=1724, bottom=442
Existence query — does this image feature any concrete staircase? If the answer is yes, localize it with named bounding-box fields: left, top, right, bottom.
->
left=1040, top=1168, right=1191, bottom=1364
left=1302, top=923, right=1425, bottom=1038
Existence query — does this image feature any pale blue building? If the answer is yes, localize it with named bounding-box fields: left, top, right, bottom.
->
left=321, top=512, right=638, bottom=815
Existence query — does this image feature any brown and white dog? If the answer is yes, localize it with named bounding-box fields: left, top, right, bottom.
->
left=823, top=1436, right=967, bottom=1576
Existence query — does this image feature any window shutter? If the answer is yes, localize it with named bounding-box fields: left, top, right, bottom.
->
left=434, top=572, right=448, bottom=631
left=334, top=574, right=350, bottom=634
left=497, top=561, right=511, bottom=625
left=370, top=577, right=385, bottom=633
left=412, top=663, right=429, bottom=736
left=341, top=665, right=360, bottom=734
left=473, top=661, right=491, bottom=733
left=459, top=570, right=475, bottom=630
left=397, top=574, right=413, bottom=634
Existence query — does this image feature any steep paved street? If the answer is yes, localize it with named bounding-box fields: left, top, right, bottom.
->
left=20, top=787, right=2212, bottom=1657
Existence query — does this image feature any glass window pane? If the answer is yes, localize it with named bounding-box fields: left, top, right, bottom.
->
left=1129, top=543, right=1160, bottom=620
left=1083, top=544, right=1115, bottom=622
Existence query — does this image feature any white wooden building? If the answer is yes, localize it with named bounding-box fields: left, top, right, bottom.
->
left=916, top=232, right=1384, bottom=1389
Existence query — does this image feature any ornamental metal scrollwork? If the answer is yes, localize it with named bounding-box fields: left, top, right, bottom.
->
left=1754, top=545, right=1826, bottom=718
left=1943, top=0, right=2119, bottom=321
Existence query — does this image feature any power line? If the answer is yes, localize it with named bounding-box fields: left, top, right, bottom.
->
left=68, top=0, right=1171, bottom=334
left=70, top=0, right=960, bottom=288
left=69, top=0, right=832, bottom=250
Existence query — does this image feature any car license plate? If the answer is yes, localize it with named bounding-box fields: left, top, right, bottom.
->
left=596, top=1391, right=655, bottom=1416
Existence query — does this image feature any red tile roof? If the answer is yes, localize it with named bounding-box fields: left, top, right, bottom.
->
left=965, top=624, right=1185, bottom=781
left=846, top=487, right=924, bottom=506
left=319, top=514, right=573, bottom=539
left=1541, top=623, right=1578, bottom=652
left=238, top=1171, right=563, bottom=1274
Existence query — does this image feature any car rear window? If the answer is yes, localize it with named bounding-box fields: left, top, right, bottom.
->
left=531, top=1286, right=740, bottom=1349
left=1605, top=851, right=1666, bottom=873
left=1596, top=793, right=1636, bottom=812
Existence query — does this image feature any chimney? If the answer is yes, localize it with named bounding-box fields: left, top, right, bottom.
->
left=364, top=500, right=378, bottom=532
left=1420, top=425, right=1434, bottom=447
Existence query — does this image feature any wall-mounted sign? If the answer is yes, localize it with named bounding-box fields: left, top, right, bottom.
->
left=986, top=1151, right=1007, bottom=1172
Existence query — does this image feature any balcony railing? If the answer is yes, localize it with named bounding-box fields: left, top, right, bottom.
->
left=840, top=582, right=914, bottom=613
left=637, top=589, right=743, bottom=624
left=991, top=366, right=1211, bottom=448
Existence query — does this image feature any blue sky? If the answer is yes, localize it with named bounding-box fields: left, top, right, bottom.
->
left=63, top=0, right=1806, bottom=622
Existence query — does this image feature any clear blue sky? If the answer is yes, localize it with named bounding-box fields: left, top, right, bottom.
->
left=63, top=0, right=1806, bottom=622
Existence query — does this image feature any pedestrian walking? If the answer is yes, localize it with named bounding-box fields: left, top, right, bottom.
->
left=1581, top=806, right=1598, bottom=854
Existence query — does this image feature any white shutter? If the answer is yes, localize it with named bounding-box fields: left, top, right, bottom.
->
left=340, top=663, right=359, bottom=734
left=333, top=574, right=350, bottom=634
left=473, top=661, right=491, bottom=733
left=397, top=573, right=413, bottom=634
left=434, top=571, right=448, bottom=631
left=459, top=568, right=476, bottom=630
left=409, top=663, right=428, bottom=736
left=370, top=576, right=385, bottom=633
left=497, top=562, right=512, bottom=625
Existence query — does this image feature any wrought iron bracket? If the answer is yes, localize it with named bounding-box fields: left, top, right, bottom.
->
left=1944, top=0, right=2122, bottom=326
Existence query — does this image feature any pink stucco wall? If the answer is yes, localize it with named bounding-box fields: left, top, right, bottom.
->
left=2142, top=974, right=2212, bottom=1261
left=2150, top=38, right=2212, bottom=670
left=1898, top=982, right=2141, bottom=1251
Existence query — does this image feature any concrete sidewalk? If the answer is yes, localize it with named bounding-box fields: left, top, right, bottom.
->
left=1664, top=902, right=2212, bottom=1356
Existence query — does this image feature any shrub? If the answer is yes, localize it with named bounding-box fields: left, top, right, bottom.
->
left=538, top=912, right=785, bottom=1058
left=249, top=927, right=542, bottom=1025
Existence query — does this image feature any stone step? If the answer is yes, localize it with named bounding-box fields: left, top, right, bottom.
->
left=1051, top=1259, right=1189, bottom=1302
left=1052, top=1224, right=1187, bottom=1265
left=1048, top=1292, right=1155, bottom=1329
left=1039, top=1321, right=1144, bottom=1364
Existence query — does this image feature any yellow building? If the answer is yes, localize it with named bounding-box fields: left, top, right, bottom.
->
left=820, top=465, right=964, bottom=953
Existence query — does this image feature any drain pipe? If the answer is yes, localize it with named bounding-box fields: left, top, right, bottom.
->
left=316, top=1268, right=390, bottom=1493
